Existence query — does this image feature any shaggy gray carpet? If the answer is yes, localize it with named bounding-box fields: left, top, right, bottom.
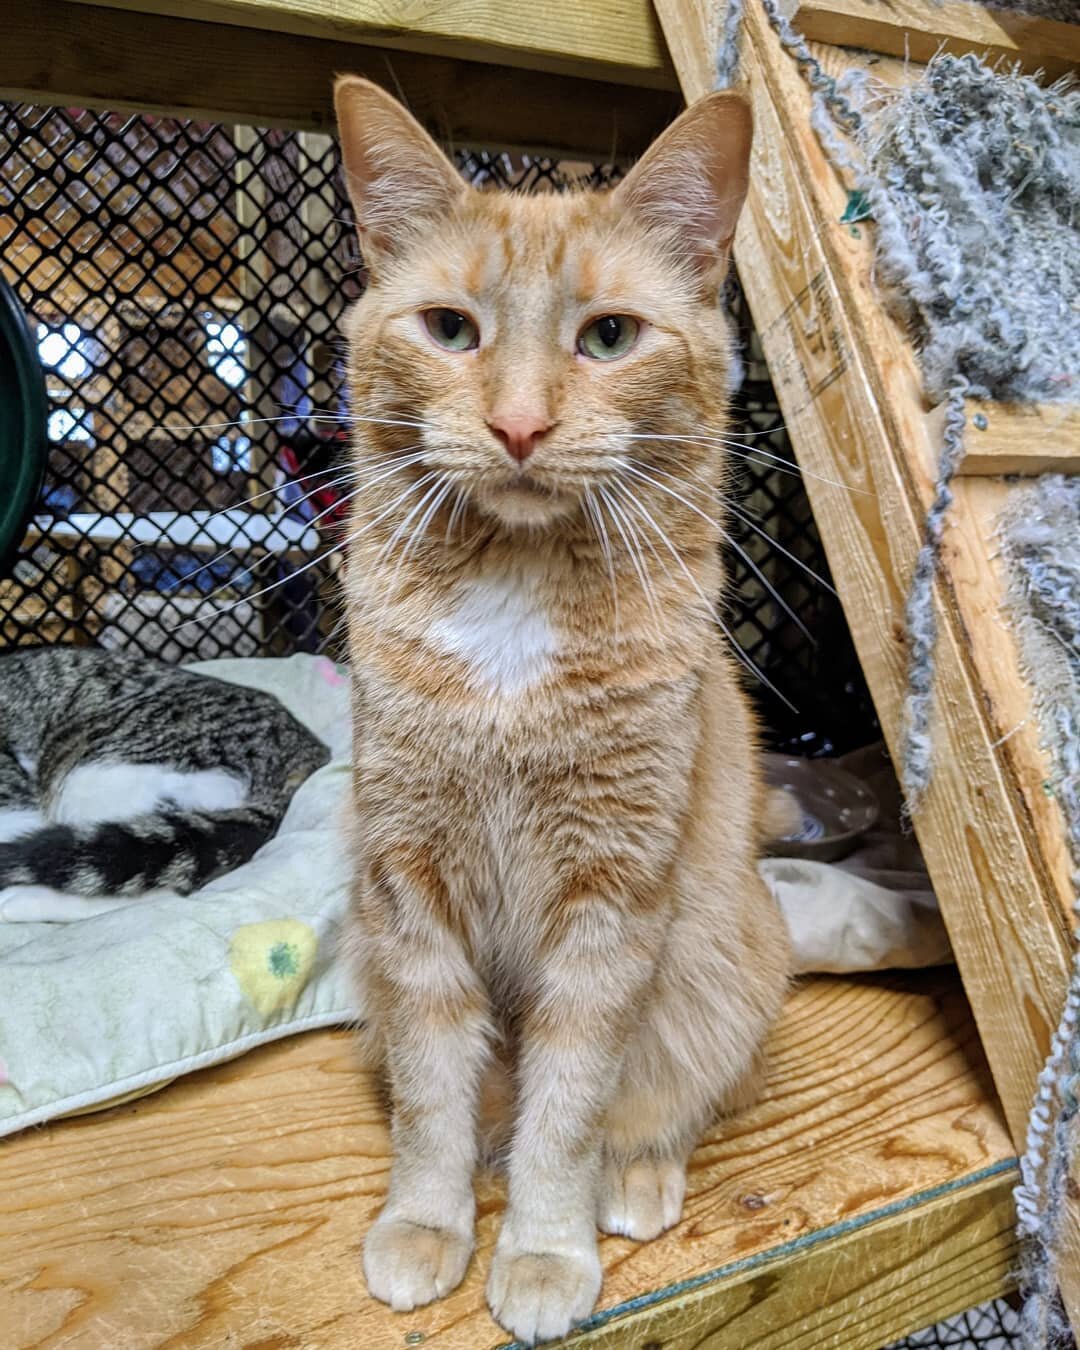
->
left=862, top=55, right=1080, bottom=409
left=857, top=54, right=1080, bottom=802
left=1000, top=476, right=1080, bottom=1350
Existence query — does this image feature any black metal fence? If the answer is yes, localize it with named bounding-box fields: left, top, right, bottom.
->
left=0, top=101, right=876, bottom=752
left=889, top=1299, right=1021, bottom=1349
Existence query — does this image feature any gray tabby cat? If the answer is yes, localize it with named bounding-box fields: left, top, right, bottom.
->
left=0, top=646, right=328, bottom=898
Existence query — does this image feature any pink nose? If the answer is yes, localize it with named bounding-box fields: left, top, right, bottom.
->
left=487, top=412, right=552, bottom=464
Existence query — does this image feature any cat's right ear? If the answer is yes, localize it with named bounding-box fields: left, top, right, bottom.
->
left=613, top=91, right=752, bottom=289
left=334, top=76, right=465, bottom=270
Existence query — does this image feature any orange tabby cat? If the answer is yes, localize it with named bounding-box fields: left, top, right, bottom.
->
left=335, top=77, right=791, bottom=1344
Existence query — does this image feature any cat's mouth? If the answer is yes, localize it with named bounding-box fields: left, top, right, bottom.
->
left=497, top=475, right=550, bottom=498
left=478, top=472, right=577, bottom=527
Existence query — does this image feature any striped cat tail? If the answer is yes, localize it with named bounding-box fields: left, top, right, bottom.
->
left=0, top=803, right=284, bottom=897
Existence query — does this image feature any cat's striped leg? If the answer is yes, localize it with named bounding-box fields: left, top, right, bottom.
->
left=598, top=865, right=788, bottom=1242
left=487, top=883, right=663, bottom=1344
left=354, top=852, right=492, bottom=1312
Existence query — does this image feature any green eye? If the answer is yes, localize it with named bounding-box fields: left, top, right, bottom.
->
left=423, top=308, right=479, bottom=351
left=578, top=314, right=640, bottom=361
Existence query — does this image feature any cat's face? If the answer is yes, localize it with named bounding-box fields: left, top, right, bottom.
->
left=336, top=80, right=750, bottom=538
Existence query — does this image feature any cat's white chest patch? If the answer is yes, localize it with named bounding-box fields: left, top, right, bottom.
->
left=430, top=572, right=557, bottom=695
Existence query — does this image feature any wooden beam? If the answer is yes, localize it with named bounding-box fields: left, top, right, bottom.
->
left=935, top=400, right=1080, bottom=477
left=793, top=0, right=1080, bottom=84
left=583, top=1170, right=1018, bottom=1349
left=652, top=0, right=1080, bottom=1328
left=61, top=0, right=678, bottom=89
left=4, top=0, right=678, bottom=158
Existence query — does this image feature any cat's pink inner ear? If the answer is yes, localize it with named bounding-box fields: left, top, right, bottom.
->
left=614, top=92, right=752, bottom=278
left=333, top=76, right=465, bottom=265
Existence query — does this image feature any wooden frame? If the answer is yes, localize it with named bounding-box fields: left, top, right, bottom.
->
left=5, top=0, right=678, bottom=157
left=655, top=0, right=1080, bottom=1328
left=60, top=0, right=678, bottom=89
left=946, top=401, right=1080, bottom=477
left=3, top=0, right=1080, bottom=1340
left=792, top=0, right=1080, bottom=84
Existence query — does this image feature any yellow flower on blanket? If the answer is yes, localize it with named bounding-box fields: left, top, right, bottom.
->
left=229, top=919, right=318, bottom=1017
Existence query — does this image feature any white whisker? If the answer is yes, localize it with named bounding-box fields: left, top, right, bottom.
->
left=400, top=477, right=454, bottom=568
left=151, top=411, right=434, bottom=436
left=171, top=470, right=437, bottom=630
left=371, top=473, right=448, bottom=618
left=621, top=431, right=870, bottom=496
left=623, top=459, right=837, bottom=602
left=174, top=453, right=427, bottom=593
left=598, top=483, right=661, bottom=629
left=369, top=472, right=443, bottom=579
left=445, top=482, right=470, bottom=546
left=610, top=479, right=797, bottom=712
left=583, top=487, right=620, bottom=636
left=726, top=497, right=838, bottom=598
left=622, top=461, right=816, bottom=641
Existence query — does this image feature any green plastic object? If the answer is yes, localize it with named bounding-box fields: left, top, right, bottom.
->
left=0, top=275, right=48, bottom=575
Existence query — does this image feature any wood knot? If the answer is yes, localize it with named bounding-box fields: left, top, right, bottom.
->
left=740, top=1192, right=768, bottom=1210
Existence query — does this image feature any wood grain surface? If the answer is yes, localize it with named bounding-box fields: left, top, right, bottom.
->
left=3, top=0, right=678, bottom=156
left=794, top=0, right=1080, bottom=83
left=652, top=0, right=1080, bottom=1327
left=0, top=972, right=1014, bottom=1348
left=944, top=400, right=1080, bottom=477
left=58, top=0, right=677, bottom=89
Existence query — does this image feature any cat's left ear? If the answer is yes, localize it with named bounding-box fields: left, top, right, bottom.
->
left=614, top=92, right=752, bottom=286
left=334, top=75, right=465, bottom=270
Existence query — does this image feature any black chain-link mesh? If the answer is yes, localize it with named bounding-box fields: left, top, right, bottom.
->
left=886, top=1298, right=1021, bottom=1349
left=0, top=101, right=875, bottom=751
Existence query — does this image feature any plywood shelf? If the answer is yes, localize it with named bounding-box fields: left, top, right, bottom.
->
left=60, top=0, right=678, bottom=89
left=0, top=971, right=1016, bottom=1348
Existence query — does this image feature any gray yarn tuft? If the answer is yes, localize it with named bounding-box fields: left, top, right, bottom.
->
left=714, top=0, right=745, bottom=89
left=856, top=56, right=1080, bottom=409
left=899, top=378, right=968, bottom=808
left=930, top=0, right=1079, bottom=20
left=1000, top=476, right=1080, bottom=1350
left=751, top=34, right=1080, bottom=802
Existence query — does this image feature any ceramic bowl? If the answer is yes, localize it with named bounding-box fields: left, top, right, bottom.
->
left=762, top=754, right=880, bottom=863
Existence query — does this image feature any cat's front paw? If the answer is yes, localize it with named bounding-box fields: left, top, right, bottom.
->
left=363, top=1216, right=473, bottom=1311
left=486, top=1240, right=601, bottom=1344
left=597, top=1155, right=686, bottom=1241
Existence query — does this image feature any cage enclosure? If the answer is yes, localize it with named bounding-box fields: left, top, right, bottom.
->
left=2, top=0, right=1066, bottom=1338
left=0, top=103, right=875, bottom=751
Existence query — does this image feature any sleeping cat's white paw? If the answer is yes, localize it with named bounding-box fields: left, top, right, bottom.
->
left=597, top=1155, right=686, bottom=1241
left=486, top=1235, right=601, bottom=1344
left=363, top=1217, right=472, bottom=1311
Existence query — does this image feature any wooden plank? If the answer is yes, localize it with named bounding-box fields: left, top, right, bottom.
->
left=563, top=1170, right=1017, bottom=1349
left=0, top=972, right=1015, bottom=1348
left=794, top=0, right=1080, bottom=84
left=651, top=0, right=1080, bottom=1328
left=4, top=0, right=678, bottom=158
left=60, top=0, right=678, bottom=89
left=931, top=400, right=1080, bottom=477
